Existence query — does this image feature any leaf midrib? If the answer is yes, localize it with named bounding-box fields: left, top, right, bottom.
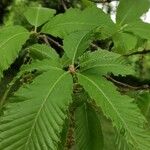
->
left=24, top=71, right=69, bottom=148
left=35, top=7, right=40, bottom=28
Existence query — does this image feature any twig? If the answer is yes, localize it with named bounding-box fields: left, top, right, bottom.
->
left=38, top=35, right=63, bottom=49
left=90, top=43, right=99, bottom=49
left=47, top=36, right=63, bottom=49
left=94, top=0, right=118, bottom=3
left=105, top=75, right=150, bottom=90
left=40, top=35, right=50, bottom=46
left=61, top=0, right=67, bottom=10
left=125, top=50, right=150, bottom=56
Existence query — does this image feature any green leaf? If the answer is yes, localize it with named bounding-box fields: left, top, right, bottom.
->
left=77, top=72, right=150, bottom=150
left=28, top=44, right=59, bottom=60
left=60, top=53, right=72, bottom=67
left=75, top=103, right=103, bottom=150
left=113, top=32, right=137, bottom=54
left=124, top=21, right=150, bottom=40
left=0, top=69, right=73, bottom=149
left=63, top=31, right=93, bottom=64
left=24, top=6, right=56, bottom=28
left=115, top=130, right=131, bottom=150
left=79, top=50, right=134, bottom=76
left=136, top=92, right=150, bottom=119
left=0, top=59, right=62, bottom=108
left=81, top=0, right=94, bottom=7
left=19, top=59, right=62, bottom=75
left=42, top=6, right=116, bottom=38
left=57, top=118, right=69, bottom=150
left=116, top=0, right=150, bottom=25
left=0, top=26, right=29, bottom=80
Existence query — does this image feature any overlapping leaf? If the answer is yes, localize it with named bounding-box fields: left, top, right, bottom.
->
left=42, top=6, right=116, bottom=38
left=77, top=73, right=150, bottom=150
left=113, top=32, right=137, bottom=54
left=28, top=44, right=59, bottom=60
left=0, top=26, right=29, bottom=80
left=74, top=103, right=103, bottom=150
left=0, top=59, right=62, bottom=109
left=79, top=50, right=134, bottom=75
left=19, top=59, right=62, bottom=75
left=124, top=21, right=150, bottom=40
left=0, top=69, right=73, bottom=150
left=136, top=92, right=150, bottom=119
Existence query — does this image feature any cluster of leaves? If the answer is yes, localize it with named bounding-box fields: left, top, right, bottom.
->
left=0, top=0, right=150, bottom=149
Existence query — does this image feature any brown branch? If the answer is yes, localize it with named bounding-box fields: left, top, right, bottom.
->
left=61, top=0, right=67, bottom=10
left=38, top=35, right=63, bottom=49
left=41, top=35, right=50, bottom=46
left=105, top=75, right=150, bottom=90
left=93, top=0, right=118, bottom=3
left=47, top=36, right=63, bottom=49
left=90, top=43, right=99, bottom=49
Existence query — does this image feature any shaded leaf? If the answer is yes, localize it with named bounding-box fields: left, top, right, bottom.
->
left=136, top=92, right=150, bottom=119
left=124, top=21, right=150, bottom=40
left=113, top=32, right=137, bottom=54
left=0, top=26, right=29, bottom=80
left=75, top=103, right=103, bottom=150
left=60, top=54, right=72, bottom=67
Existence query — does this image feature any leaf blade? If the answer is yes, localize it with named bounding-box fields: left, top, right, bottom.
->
left=42, top=6, right=116, bottom=38
left=79, top=50, right=134, bottom=76
left=112, top=32, right=137, bottom=54
left=0, top=69, right=73, bottom=149
left=116, top=0, right=150, bottom=25
left=124, top=21, right=150, bottom=40
left=28, top=44, right=59, bottom=60
left=77, top=72, right=150, bottom=150
left=63, top=31, right=93, bottom=64
left=75, top=103, right=103, bottom=150
left=24, top=7, right=56, bottom=28
left=0, top=26, right=30, bottom=80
